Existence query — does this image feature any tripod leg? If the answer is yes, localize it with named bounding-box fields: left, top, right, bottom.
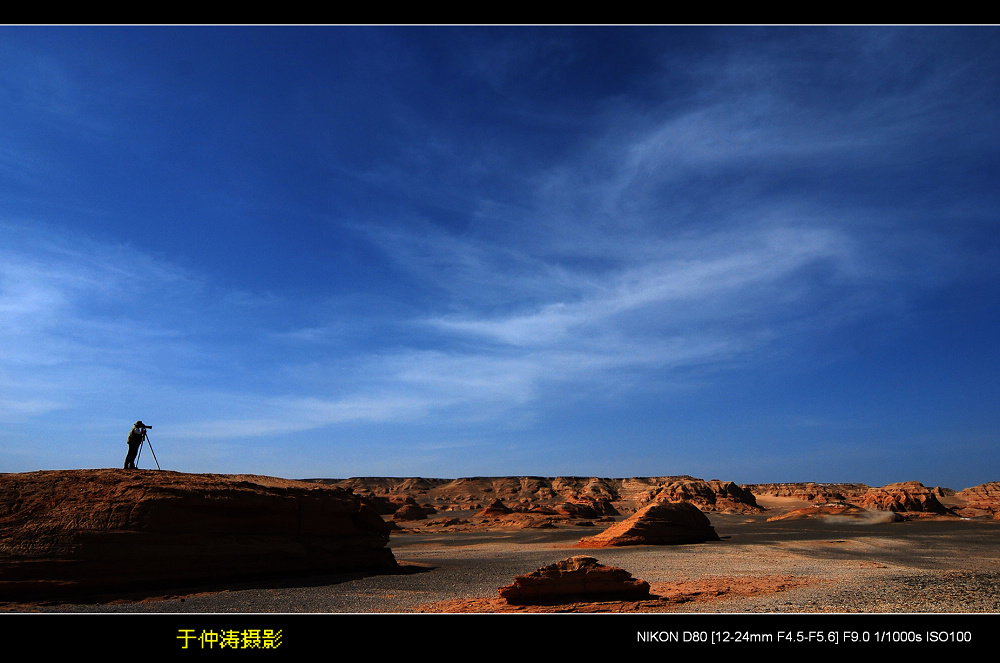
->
left=144, top=433, right=161, bottom=470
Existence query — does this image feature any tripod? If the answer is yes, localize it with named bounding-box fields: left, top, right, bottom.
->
left=137, top=430, right=161, bottom=470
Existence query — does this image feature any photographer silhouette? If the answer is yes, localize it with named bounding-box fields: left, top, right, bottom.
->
left=123, top=420, right=154, bottom=469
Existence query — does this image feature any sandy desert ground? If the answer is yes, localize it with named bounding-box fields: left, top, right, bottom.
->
left=5, top=496, right=999, bottom=614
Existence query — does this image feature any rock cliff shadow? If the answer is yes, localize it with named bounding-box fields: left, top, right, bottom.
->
left=4, top=563, right=436, bottom=608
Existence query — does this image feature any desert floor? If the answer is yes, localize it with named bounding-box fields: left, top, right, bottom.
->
left=6, top=498, right=1000, bottom=614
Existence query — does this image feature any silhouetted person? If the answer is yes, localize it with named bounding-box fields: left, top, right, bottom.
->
left=123, top=421, right=150, bottom=469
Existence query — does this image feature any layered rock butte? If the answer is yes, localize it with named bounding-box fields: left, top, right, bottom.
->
left=0, top=469, right=396, bottom=600
left=575, top=501, right=721, bottom=547
left=498, top=556, right=651, bottom=604
left=954, top=482, right=1000, bottom=518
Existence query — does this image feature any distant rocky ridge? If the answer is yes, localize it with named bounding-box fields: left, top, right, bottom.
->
left=750, top=480, right=1000, bottom=520
left=744, top=482, right=871, bottom=503
left=0, top=469, right=396, bottom=600
left=310, top=476, right=763, bottom=518
left=310, top=476, right=1000, bottom=525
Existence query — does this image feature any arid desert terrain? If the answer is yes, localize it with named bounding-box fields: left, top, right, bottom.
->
left=1, top=471, right=998, bottom=614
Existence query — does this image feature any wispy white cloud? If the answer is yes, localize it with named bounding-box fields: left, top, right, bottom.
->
left=0, top=222, right=253, bottom=429
left=0, top=224, right=192, bottom=365
left=169, top=394, right=435, bottom=439
left=427, top=226, right=859, bottom=344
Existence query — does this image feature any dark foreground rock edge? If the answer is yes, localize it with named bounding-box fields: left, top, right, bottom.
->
left=0, top=469, right=398, bottom=600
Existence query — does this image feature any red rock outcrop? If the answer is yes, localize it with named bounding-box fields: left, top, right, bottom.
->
left=498, top=556, right=650, bottom=604
left=857, top=481, right=952, bottom=515
left=766, top=502, right=903, bottom=522
left=745, top=482, right=870, bottom=503
left=706, top=480, right=761, bottom=512
left=479, top=513, right=561, bottom=529
left=952, top=482, right=1000, bottom=518
left=0, top=469, right=397, bottom=599
left=609, top=477, right=762, bottom=513
left=957, top=482, right=1000, bottom=501
left=392, top=503, right=428, bottom=521
left=477, top=498, right=514, bottom=516
left=575, top=501, right=720, bottom=547
left=311, top=475, right=762, bottom=516
left=554, top=501, right=601, bottom=519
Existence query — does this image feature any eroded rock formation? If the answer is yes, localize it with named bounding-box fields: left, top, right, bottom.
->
left=0, top=469, right=397, bottom=599
left=498, top=556, right=650, bottom=604
left=746, top=482, right=870, bottom=503
left=766, top=502, right=903, bottom=522
left=747, top=480, right=997, bottom=520
left=954, top=482, right=1000, bottom=518
left=957, top=482, right=1000, bottom=501
left=857, top=481, right=952, bottom=515
left=310, top=475, right=762, bottom=518
left=575, top=501, right=720, bottom=547
left=477, top=498, right=514, bottom=516
left=392, top=502, right=428, bottom=521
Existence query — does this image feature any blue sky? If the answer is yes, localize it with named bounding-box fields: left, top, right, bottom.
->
left=1, top=26, right=998, bottom=488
